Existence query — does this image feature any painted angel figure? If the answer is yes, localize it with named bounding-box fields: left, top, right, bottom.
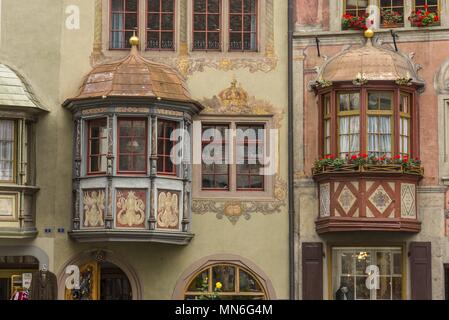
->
left=157, top=192, right=179, bottom=229
left=83, top=190, right=105, bottom=227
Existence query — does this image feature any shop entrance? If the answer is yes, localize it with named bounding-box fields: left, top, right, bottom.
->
left=0, top=256, right=39, bottom=300
left=66, top=261, right=132, bottom=300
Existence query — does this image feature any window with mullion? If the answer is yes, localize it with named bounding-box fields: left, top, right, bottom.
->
left=344, top=0, right=369, bottom=17
left=0, top=120, right=15, bottom=182
left=147, top=0, right=175, bottom=50
left=229, top=0, right=258, bottom=52
left=117, top=118, right=147, bottom=173
left=88, top=119, right=108, bottom=174
left=201, top=124, right=229, bottom=190
left=110, top=0, right=139, bottom=49
left=236, top=124, right=264, bottom=191
left=367, top=91, right=394, bottom=158
left=379, top=0, right=404, bottom=26
left=193, top=0, right=221, bottom=51
left=338, top=92, right=360, bottom=158
left=399, top=93, right=411, bottom=157
left=323, top=94, right=331, bottom=156
left=157, top=120, right=178, bottom=175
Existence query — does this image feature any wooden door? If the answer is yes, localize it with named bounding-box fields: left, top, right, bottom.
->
left=65, top=262, right=100, bottom=300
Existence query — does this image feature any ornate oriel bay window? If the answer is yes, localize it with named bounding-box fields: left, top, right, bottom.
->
left=311, top=32, right=425, bottom=234
left=63, top=37, right=203, bottom=244
left=0, top=64, right=47, bottom=238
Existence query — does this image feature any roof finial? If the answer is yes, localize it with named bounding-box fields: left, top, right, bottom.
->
left=364, top=28, right=374, bottom=46
left=129, top=29, right=139, bottom=47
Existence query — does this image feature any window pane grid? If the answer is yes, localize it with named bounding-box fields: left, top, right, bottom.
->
left=201, top=124, right=229, bottom=190
left=117, top=118, right=147, bottom=173
left=0, top=120, right=15, bottom=182
left=88, top=119, right=108, bottom=174
left=110, top=0, right=139, bottom=49
left=157, top=120, right=178, bottom=175
left=323, top=94, right=331, bottom=156
left=338, top=93, right=360, bottom=158
left=147, top=0, right=175, bottom=50
left=345, top=0, right=368, bottom=17
left=379, top=0, right=404, bottom=26
left=193, top=0, right=221, bottom=51
left=229, top=0, right=258, bottom=51
left=236, top=124, right=264, bottom=191
left=414, top=0, right=440, bottom=15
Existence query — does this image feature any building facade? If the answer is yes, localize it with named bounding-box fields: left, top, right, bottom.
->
left=293, top=0, right=449, bottom=300
left=0, top=0, right=289, bottom=300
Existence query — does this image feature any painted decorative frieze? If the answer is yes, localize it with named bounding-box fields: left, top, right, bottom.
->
left=337, top=185, right=357, bottom=215
left=156, top=190, right=180, bottom=230
left=83, top=189, right=106, bottom=228
left=116, top=189, right=146, bottom=228
left=193, top=176, right=287, bottom=225
left=92, top=0, right=277, bottom=77
left=369, top=185, right=393, bottom=216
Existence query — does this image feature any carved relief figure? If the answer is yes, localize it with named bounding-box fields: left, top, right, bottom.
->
left=116, top=190, right=146, bottom=228
left=83, top=190, right=105, bottom=228
left=157, top=191, right=180, bottom=229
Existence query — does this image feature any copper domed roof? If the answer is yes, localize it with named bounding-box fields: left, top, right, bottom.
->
left=317, top=39, right=423, bottom=86
left=68, top=38, right=199, bottom=106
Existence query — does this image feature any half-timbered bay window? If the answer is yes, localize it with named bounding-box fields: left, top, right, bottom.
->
left=0, top=64, right=47, bottom=239
left=147, top=0, right=175, bottom=50
left=311, top=32, right=425, bottom=234
left=193, top=0, right=221, bottom=50
left=321, top=89, right=413, bottom=159
left=110, top=0, right=139, bottom=49
left=63, top=36, right=203, bottom=244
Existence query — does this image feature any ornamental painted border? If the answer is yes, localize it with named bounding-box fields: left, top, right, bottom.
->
left=91, top=0, right=277, bottom=77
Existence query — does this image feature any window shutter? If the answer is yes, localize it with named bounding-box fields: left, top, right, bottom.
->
left=302, top=242, right=323, bottom=300
left=410, top=242, right=432, bottom=300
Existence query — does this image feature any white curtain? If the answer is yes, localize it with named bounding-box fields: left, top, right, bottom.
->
left=0, top=120, right=14, bottom=181
left=368, top=116, right=391, bottom=157
left=111, top=0, right=124, bottom=49
left=339, top=116, right=360, bottom=157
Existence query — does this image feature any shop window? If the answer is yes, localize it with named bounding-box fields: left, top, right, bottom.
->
left=117, top=118, right=147, bottom=173
left=332, top=247, right=403, bottom=300
left=193, top=0, right=221, bottom=51
left=0, top=120, right=16, bottom=183
left=229, top=0, right=258, bottom=51
left=146, top=0, right=175, bottom=50
left=184, top=263, right=267, bottom=300
left=110, top=0, right=139, bottom=49
left=344, top=0, right=369, bottom=17
left=87, top=119, right=108, bottom=174
left=201, top=121, right=266, bottom=192
left=157, top=120, right=179, bottom=175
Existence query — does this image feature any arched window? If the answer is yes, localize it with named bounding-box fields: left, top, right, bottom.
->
left=184, top=263, right=268, bottom=300
left=320, top=87, right=416, bottom=159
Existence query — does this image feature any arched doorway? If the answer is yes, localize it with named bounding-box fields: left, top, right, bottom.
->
left=65, top=261, right=132, bottom=300
left=0, top=255, right=39, bottom=300
left=173, top=254, right=276, bottom=300
left=58, top=250, right=142, bottom=300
